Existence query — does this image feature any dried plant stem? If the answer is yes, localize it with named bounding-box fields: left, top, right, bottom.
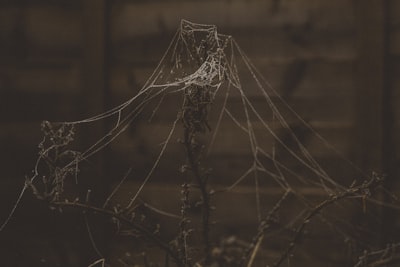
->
left=241, top=189, right=291, bottom=265
left=246, top=235, right=264, bottom=267
left=354, top=242, right=400, bottom=267
left=178, top=182, right=191, bottom=266
left=273, top=177, right=382, bottom=267
left=183, top=128, right=211, bottom=264
left=50, top=201, right=184, bottom=267
left=88, top=258, right=105, bottom=267
left=366, top=254, right=400, bottom=267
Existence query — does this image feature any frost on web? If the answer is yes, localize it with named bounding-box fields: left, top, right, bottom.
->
left=2, top=20, right=398, bottom=266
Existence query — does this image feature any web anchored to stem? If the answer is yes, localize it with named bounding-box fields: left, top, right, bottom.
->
left=2, top=20, right=400, bottom=266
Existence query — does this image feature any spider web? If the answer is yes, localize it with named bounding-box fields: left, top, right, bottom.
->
left=2, top=20, right=399, bottom=265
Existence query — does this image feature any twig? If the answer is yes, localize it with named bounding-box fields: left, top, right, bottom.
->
left=368, top=254, right=400, bottom=267
left=141, top=201, right=181, bottom=219
left=246, top=235, right=264, bottom=267
left=50, top=201, right=184, bottom=266
left=354, top=243, right=400, bottom=267
left=87, top=258, right=105, bottom=267
left=273, top=176, right=382, bottom=267
left=241, top=189, right=291, bottom=265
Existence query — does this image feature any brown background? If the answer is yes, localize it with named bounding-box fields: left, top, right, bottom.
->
left=0, top=0, right=399, bottom=266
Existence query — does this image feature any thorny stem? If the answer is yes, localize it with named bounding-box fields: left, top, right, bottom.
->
left=178, top=182, right=191, bottom=266
left=273, top=176, right=382, bottom=267
left=183, top=127, right=212, bottom=264
left=241, top=189, right=291, bottom=266
left=50, top=201, right=184, bottom=267
left=366, top=255, right=400, bottom=267
left=354, top=242, right=400, bottom=267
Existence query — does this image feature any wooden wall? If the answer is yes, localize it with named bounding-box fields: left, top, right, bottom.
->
left=0, top=0, right=398, bottom=266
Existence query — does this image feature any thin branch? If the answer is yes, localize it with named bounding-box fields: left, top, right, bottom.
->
left=87, top=258, right=105, bottom=267
left=273, top=176, right=382, bottom=267
left=141, top=201, right=181, bottom=219
left=50, top=201, right=184, bottom=266
left=354, top=243, right=400, bottom=267
left=241, top=189, right=291, bottom=265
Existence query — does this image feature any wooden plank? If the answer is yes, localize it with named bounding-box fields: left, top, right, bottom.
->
left=0, top=7, right=20, bottom=33
left=354, top=0, right=394, bottom=245
left=111, top=30, right=355, bottom=65
left=0, top=122, right=43, bottom=145
left=388, top=0, right=400, bottom=26
left=232, top=30, right=356, bottom=61
left=24, top=6, right=82, bottom=48
left=353, top=0, right=388, bottom=172
left=0, top=122, right=42, bottom=180
left=387, top=0, right=400, bottom=241
left=0, top=7, right=82, bottom=65
left=110, top=0, right=354, bottom=38
left=0, top=0, right=81, bottom=8
left=0, top=92, right=79, bottom=122
left=389, top=29, right=400, bottom=55
left=69, top=0, right=110, bottom=258
left=81, top=0, right=108, bottom=198
left=82, top=0, right=107, bottom=127
left=0, top=66, right=81, bottom=93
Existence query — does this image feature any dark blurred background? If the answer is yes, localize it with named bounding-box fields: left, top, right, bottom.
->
left=0, top=0, right=399, bottom=266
